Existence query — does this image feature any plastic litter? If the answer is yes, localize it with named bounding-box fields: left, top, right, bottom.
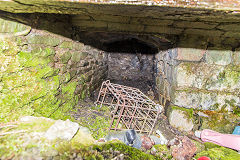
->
left=105, top=129, right=142, bottom=149
left=195, top=129, right=240, bottom=151
left=156, top=129, right=168, bottom=145
left=197, top=156, right=211, bottom=160
left=233, top=126, right=240, bottom=135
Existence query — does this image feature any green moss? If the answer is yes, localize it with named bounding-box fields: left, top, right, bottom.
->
left=200, top=110, right=237, bottom=133
left=192, top=140, right=205, bottom=154
left=153, top=144, right=172, bottom=159
left=72, top=52, right=88, bottom=62
left=59, top=41, right=73, bottom=49
left=0, top=119, right=54, bottom=158
left=60, top=51, right=71, bottom=63
left=203, top=142, right=221, bottom=149
left=219, top=65, right=240, bottom=84
left=91, top=105, right=110, bottom=113
left=93, top=141, right=159, bottom=160
left=0, top=38, right=79, bottom=123
left=79, top=115, right=111, bottom=140
left=26, top=35, right=60, bottom=47
left=62, top=81, right=77, bottom=95
left=17, top=119, right=55, bottom=132
left=181, top=62, right=196, bottom=75
left=171, top=106, right=194, bottom=119
left=195, top=146, right=240, bottom=160
left=62, top=72, right=71, bottom=83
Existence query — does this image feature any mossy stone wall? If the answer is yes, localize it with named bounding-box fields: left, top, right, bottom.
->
left=0, top=17, right=107, bottom=122
left=172, top=47, right=240, bottom=111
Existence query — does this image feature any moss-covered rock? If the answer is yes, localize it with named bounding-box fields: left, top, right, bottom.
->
left=0, top=37, right=79, bottom=123
left=26, top=34, right=61, bottom=46
left=192, top=140, right=205, bottom=154
left=168, top=106, right=194, bottom=132
left=199, top=110, right=238, bottom=133
left=59, top=41, right=73, bottom=49
left=60, top=51, right=72, bottom=63
left=195, top=145, right=240, bottom=160
left=71, top=51, right=88, bottom=62
left=153, top=144, right=172, bottom=159
left=93, top=141, right=160, bottom=160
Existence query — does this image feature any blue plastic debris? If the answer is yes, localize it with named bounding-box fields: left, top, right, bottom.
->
left=233, top=126, right=240, bottom=135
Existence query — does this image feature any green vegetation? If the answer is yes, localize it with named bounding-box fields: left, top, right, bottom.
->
left=56, top=140, right=160, bottom=160
left=0, top=38, right=79, bottom=123
left=153, top=144, right=172, bottom=159
left=78, top=105, right=111, bottom=139
left=0, top=119, right=54, bottom=158
left=195, top=142, right=240, bottom=160
left=218, top=65, right=240, bottom=85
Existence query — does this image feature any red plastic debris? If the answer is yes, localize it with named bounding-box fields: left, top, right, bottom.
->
left=197, top=156, right=211, bottom=160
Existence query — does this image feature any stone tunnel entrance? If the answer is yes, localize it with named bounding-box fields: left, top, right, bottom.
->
left=77, top=32, right=174, bottom=107
left=104, top=38, right=158, bottom=95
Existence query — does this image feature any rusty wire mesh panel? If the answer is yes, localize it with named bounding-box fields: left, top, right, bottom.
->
left=96, top=80, right=163, bottom=135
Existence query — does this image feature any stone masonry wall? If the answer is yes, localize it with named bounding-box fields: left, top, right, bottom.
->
left=154, top=49, right=176, bottom=103
left=0, top=17, right=107, bottom=122
left=107, top=53, right=154, bottom=82
left=172, top=47, right=240, bottom=111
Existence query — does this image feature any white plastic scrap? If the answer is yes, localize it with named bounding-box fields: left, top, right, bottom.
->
left=156, top=130, right=168, bottom=145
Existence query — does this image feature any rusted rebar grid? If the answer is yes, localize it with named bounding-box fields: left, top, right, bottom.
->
left=96, top=80, right=164, bottom=135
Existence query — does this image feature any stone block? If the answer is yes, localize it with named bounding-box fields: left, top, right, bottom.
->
left=176, top=48, right=205, bottom=61
left=217, top=23, right=240, bottom=32
left=108, top=22, right=144, bottom=32
left=176, top=63, right=197, bottom=88
left=92, top=14, right=130, bottom=23
left=174, top=21, right=217, bottom=29
left=84, top=70, right=94, bottom=82
left=26, top=34, right=61, bottom=47
left=72, top=20, right=107, bottom=29
left=71, top=14, right=91, bottom=21
left=206, top=49, right=232, bottom=65
left=169, top=109, right=194, bottom=132
left=45, top=119, right=79, bottom=141
left=173, top=90, right=239, bottom=110
left=72, top=42, right=84, bottom=51
left=72, top=52, right=88, bottom=62
left=131, top=17, right=173, bottom=26
left=205, top=65, right=240, bottom=92
left=176, top=62, right=224, bottom=89
left=0, top=18, right=29, bottom=33
left=184, top=29, right=223, bottom=37
left=233, top=50, right=240, bottom=65
left=177, top=35, right=208, bottom=49
left=59, top=41, right=73, bottom=49
left=144, top=25, right=183, bottom=35
left=37, top=47, right=55, bottom=57
left=224, top=31, right=240, bottom=38
left=60, top=52, right=72, bottom=63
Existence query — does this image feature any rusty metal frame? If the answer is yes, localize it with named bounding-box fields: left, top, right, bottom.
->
left=96, top=80, right=164, bottom=135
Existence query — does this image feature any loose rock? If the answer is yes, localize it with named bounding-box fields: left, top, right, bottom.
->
left=45, top=119, right=79, bottom=141
left=169, top=109, right=194, bottom=132
left=169, top=136, right=197, bottom=160
left=141, top=135, right=155, bottom=150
